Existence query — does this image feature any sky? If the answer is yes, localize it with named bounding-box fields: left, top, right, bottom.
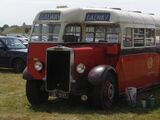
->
left=0, top=0, right=160, bottom=26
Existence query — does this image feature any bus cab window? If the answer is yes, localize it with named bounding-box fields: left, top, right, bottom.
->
left=32, top=24, right=42, bottom=41
left=33, top=24, right=41, bottom=34
left=31, top=24, right=60, bottom=41
left=146, top=29, right=155, bottom=46
left=156, top=29, right=160, bottom=46
left=134, top=28, right=144, bottom=47
left=85, top=26, right=94, bottom=42
left=64, top=25, right=81, bottom=42
left=95, top=27, right=105, bottom=42
left=123, top=28, right=132, bottom=47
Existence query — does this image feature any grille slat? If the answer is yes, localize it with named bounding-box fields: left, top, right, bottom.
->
left=46, top=50, right=70, bottom=91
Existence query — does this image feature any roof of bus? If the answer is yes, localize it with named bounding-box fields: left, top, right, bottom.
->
left=34, top=8, right=160, bottom=28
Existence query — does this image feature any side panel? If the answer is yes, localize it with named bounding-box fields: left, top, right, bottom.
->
left=116, top=48, right=160, bottom=94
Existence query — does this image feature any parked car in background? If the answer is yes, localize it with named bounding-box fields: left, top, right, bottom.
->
left=0, top=36, right=27, bottom=72
left=6, top=34, right=29, bottom=47
left=17, top=37, right=28, bottom=47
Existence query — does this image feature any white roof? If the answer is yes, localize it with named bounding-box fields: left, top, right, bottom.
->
left=34, top=7, right=160, bottom=28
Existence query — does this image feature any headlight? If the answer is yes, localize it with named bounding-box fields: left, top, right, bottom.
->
left=76, top=63, right=86, bottom=74
left=34, top=61, right=43, bottom=72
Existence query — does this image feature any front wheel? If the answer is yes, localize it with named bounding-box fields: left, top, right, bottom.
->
left=93, top=72, right=116, bottom=109
left=26, top=80, right=49, bottom=106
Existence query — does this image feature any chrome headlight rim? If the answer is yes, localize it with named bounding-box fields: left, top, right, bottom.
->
left=76, top=63, right=86, bottom=74
left=34, top=61, right=43, bottom=72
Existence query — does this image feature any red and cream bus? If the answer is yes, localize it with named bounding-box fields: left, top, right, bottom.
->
left=23, top=7, right=160, bottom=109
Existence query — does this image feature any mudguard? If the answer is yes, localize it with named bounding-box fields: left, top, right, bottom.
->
left=88, top=65, right=116, bottom=86
left=23, top=67, right=33, bottom=80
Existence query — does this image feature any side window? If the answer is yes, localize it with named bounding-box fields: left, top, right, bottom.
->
left=134, top=28, right=144, bottom=47
left=64, top=25, right=81, bottom=42
left=85, top=25, right=120, bottom=43
left=146, top=29, right=155, bottom=46
left=2, top=39, right=12, bottom=47
left=106, top=26, right=119, bottom=43
left=123, top=28, right=132, bottom=47
left=156, top=29, right=160, bottom=46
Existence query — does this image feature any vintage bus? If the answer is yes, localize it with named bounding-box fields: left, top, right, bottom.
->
left=23, top=7, right=160, bottom=109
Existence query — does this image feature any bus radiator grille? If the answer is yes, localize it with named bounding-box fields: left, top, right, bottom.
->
left=46, top=50, right=70, bottom=92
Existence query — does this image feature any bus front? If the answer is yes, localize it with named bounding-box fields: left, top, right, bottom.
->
left=23, top=8, right=121, bottom=109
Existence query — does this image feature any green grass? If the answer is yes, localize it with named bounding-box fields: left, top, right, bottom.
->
left=0, top=69, right=160, bottom=120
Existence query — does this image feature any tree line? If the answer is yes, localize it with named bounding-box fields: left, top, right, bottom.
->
left=0, top=23, right=31, bottom=35
left=0, top=24, right=9, bottom=33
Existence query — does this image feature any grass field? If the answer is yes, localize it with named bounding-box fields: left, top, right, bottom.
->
left=0, top=69, right=160, bottom=120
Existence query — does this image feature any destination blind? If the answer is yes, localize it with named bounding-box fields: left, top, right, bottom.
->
left=39, top=13, right=60, bottom=20
left=85, top=13, right=110, bottom=21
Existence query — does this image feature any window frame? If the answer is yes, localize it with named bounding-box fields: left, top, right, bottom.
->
left=156, top=29, right=160, bottom=46
left=122, top=27, right=133, bottom=48
left=85, top=24, right=120, bottom=43
left=145, top=29, right=155, bottom=46
left=134, top=28, right=145, bottom=47
left=63, top=24, right=82, bottom=42
left=122, top=27, right=156, bottom=49
left=31, top=23, right=61, bottom=42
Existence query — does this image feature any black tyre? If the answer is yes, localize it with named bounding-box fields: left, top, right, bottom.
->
left=13, top=59, right=26, bottom=73
left=93, top=72, right=116, bottom=109
left=26, top=80, right=49, bottom=106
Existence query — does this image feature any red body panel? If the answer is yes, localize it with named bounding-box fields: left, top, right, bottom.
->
left=27, top=43, right=55, bottom=80
left=26, top=42, right=160, bottom=94
left=117, top=53, right=160, bottom=94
